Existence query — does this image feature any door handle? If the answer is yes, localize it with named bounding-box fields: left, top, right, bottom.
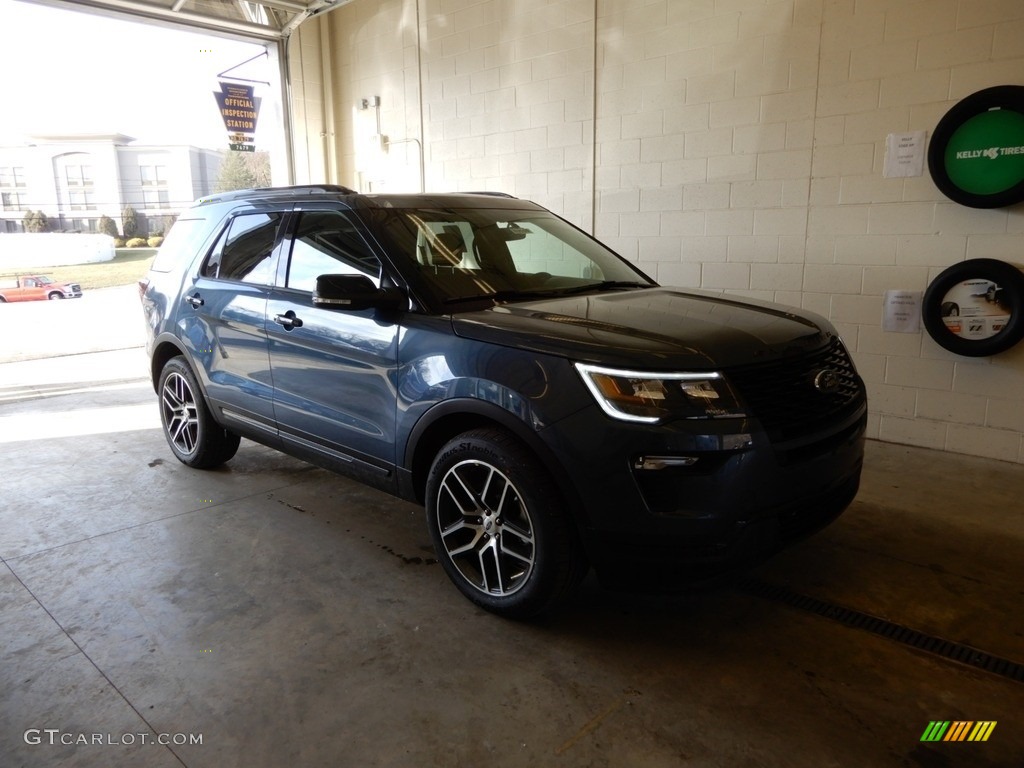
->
left=273, top=311, right=303, bottom=330
left=185, top=294, right=204, bottom=308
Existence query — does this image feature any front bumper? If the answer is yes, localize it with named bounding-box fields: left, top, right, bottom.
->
left=542, top=403, right=867, bottom=587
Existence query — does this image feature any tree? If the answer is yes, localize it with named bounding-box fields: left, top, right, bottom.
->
left=122, top=206, right=139, bottom=238
left=159, top=214, right=179, bottom=235
left=23, top=210, right=49, bottom=232
left=98, top=214, right=119, bottom=237
left=215, top=150, right=271, bottom=193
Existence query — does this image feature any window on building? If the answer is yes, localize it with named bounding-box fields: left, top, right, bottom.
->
left=66, top=164, right=93, bottom=186
left=140, top=165, right=168, bottom=185
left=0, top=167, right=26, bottom=187
left=143, top=188, right=170, bottom=208
left=68, top=189, right=94, bottom=210
left=1, top=191, right=24, bottom=211
left=0, top=167, right=26, bottom=211
left=64, top=162, right=95, bottom=210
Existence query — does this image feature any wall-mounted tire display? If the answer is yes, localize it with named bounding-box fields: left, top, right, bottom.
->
left=922, top=259, right=1024, bottom=356
left=927, top=85, right=1024, bottom=209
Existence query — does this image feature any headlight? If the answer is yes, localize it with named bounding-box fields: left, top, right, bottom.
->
left=574, top=363, right=746, bottom=423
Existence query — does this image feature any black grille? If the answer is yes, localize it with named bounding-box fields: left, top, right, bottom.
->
left=726, top=337, right=864, bottom=443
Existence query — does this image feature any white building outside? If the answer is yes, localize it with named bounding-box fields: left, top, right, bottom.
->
left=0, top=133, right=222, bottom=235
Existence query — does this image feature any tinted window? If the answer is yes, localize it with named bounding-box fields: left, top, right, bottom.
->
left=285, top=210, right=381, bottom=292
left=151, top=217, right=209, bottom=273
left=202, top=212, right=283, bottom=284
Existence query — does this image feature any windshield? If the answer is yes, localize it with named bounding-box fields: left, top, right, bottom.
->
left=36, top=276, right=54, bottom=284
left=371, top=206, right=655, bottom=307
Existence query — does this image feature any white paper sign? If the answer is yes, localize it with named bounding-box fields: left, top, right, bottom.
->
left=884, top=131, right=927, bottom=178
left=883, top=290, right=922, bottom=333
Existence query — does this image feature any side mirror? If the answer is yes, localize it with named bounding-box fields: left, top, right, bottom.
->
left=313, top=274, right=405, bottom=312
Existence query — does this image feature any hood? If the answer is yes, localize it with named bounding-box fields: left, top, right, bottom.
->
left=450, top=288, right=833, bottom=369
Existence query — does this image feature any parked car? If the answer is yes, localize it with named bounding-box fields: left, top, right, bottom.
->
left=139, top=185, right=867, bottom=618
left=0, top=274, right=83, bottom=302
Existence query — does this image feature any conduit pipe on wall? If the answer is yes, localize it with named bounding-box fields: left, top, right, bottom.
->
left=320, top=16, right=337, bottom=184
left=383, top=137, right=425, bottom=192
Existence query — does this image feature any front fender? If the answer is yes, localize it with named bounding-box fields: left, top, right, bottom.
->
left=398, top=394, right=591, bottom=530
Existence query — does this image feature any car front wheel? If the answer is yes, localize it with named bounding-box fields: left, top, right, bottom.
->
left=48, top=292, right=63, bottom=300
left=425, top=428, right=586, bottom=619
left=158, top=357, right=240, bottom=469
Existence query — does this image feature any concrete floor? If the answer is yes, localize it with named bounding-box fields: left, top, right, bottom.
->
left=2, top=344, right=1023, bottom=767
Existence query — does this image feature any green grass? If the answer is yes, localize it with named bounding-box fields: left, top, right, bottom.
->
left=3, top=248, right=157, bottom=290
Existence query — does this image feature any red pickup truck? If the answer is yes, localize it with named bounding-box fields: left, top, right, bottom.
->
left=0, top=274, right=83, bottom=302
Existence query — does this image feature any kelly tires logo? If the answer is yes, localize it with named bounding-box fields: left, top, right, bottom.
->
left=928, top=85, right=1024, bottom=208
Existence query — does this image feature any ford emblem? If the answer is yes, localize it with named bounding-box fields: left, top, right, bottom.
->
left=814, top=369, right=840, bottom=393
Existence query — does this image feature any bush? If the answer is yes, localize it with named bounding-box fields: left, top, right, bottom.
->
left=98, top=214, right=119, bottom=237
left=122, top=206, right=139, bottom=237
left=147, top=235, right=164, bottom=248
left=126, top=237, right=148, bottom=248
left=23, top=210, right=49, bottom=232
left=113, top=237, right=126, bottom=247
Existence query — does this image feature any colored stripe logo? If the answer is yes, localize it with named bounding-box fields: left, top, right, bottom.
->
left=920, top=721, right=996, bottom=742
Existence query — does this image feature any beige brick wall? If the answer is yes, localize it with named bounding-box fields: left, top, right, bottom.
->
left=289, top=0, right=1024, bottom=464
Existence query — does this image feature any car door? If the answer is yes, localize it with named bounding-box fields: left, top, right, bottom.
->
left=20, top=277, right=45, bottom=301
left=266, top=207, right=400, bottom=487
left=180, top=208, right=284, bottom=436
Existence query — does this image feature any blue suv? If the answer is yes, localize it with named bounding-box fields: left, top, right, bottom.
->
left=140, top=185, right=866, bottom=617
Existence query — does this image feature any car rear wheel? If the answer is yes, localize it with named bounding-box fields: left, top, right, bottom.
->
left=425, top=428, right=586, bottom=619
left=158, top=357, right=240, bottom=469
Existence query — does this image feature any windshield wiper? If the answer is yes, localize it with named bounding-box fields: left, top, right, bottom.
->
left=548, top=280, right=654, bottom=295
left=444, top=289, right=557, bottom=305
left=443, top=281, right=654, bottom=306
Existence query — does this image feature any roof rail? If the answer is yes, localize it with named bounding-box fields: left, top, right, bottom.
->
left=462, top=191, right=517, bottom=198
left=198, top=184, right=358, bottom=204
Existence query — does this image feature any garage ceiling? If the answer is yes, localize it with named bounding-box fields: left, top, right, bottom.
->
left=35, top=0, right=350, bottom=41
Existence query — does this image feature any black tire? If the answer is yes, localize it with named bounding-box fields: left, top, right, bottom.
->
left=922, top=259, right=1024, bottom=357
left=48, top=292, right=63, bottom=300
left=157, top=356, right=240, bottom=468
left=927, top=85, right=1024, bottom=209
left=425, top=428, right=586, bottom=619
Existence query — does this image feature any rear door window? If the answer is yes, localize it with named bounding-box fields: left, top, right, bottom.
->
left=201, top=211, right=284, bottom=284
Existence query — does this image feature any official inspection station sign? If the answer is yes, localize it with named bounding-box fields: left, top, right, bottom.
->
left=213, top=81, right=261, bottom=152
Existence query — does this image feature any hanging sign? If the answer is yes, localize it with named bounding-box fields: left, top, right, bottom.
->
left=927, top=85, right=1024, bottom=208
left=213, top=81, right=261, bottom=152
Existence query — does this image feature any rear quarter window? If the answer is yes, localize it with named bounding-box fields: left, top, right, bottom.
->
left=149, top=217, right=213, bottom=273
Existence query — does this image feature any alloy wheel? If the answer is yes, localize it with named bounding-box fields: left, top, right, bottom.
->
left=435, top=459, right=536, bottom=596
left=161, top=371, right=200, bottom=456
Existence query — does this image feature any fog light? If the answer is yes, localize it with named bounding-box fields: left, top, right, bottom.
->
left=722, top=433, right=752, bottom=450
left=634, top=455, right=699, bottom=470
